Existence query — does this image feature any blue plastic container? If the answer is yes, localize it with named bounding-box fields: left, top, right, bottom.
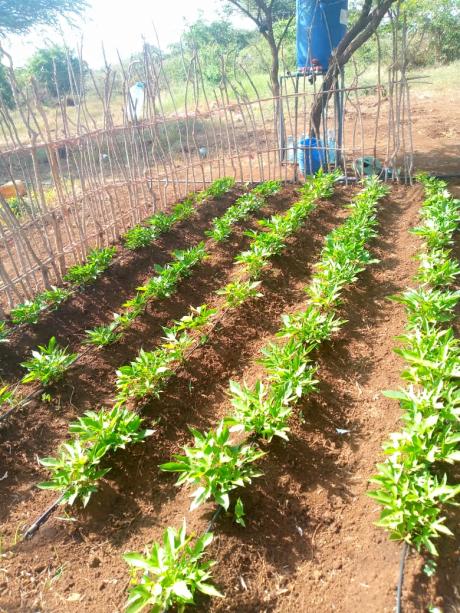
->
left=296, top=0, right=348, bottom=73
left=297, top=137, right=325, bottom=175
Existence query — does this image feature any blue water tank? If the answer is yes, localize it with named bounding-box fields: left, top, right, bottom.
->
left=296, top=0, right=348, bottom=74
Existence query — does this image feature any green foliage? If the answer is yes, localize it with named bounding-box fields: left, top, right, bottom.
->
left=202, top=176, right=235, bottom=198
left=85, top=322, right=122, bottom=347
left=216, top=279, right=262, bottom=308
left=0, top=0, right=88, bottom=36
left=225, top=175, right=386, bottom=443
left=123, top=178, right=234, bottom=250
left=38, top=406, right=153, bottom=506
left=0, top=385, right=15, bottom=410
left=115, top=347, right=177, bottom=403
left=123, top=225, right=156, bottom=250
left=0, top=321, right=9, bottom=342
left=10, top=286, right=71, bottom=325
left=124, top=522, right=222, bottom=613
left=173, top=18, right=253, bottom=85
left=64, top=246, right=116, bottom=285
left=236, top=171, right=338, bottom=279
left=392, top=287, right=460, bottom=329
left=115, top=304, right=215, bottom=403
left=0, top=63, right=14, bottom=109
left=21, top=336, right=77, bottom=386
left=226, top=380, right=293, bottom=442
left=10, top=300, right=42, bottom=325
left=415, top=248, right=460, bottom=287
left=206, top=181, right=280, bottom=243
left=370, top=176, right=460, bottom=555
left=161, top=421, right=265, bottom=512
left=27, top=45, right=85, bottom=98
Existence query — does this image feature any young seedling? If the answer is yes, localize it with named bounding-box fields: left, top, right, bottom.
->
left=160, top=421, right=265, bottom=512
left=64, top=246, right=116, bottom=285
left=38, top=406, right=153, bottom=506
left=21, top=337, right=77, bottom=386
left=124, top=522, right=222, bottom=613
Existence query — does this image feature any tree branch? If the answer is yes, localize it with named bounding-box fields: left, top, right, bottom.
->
left=310, top=0, right=399, bottom=138
left=276, top=14, right=294, bottom=50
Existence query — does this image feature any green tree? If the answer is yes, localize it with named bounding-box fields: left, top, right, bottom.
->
left=0, top=0, right=87, bottom=35
left=404, top=0, right=460, bottom=65
left=221, top=0, right=296, bottom=96
left=0, top=63, right=14, bottom=109
left=182, top=19, right=253, bottom=84
left=27, top=46, right=85, bottom=99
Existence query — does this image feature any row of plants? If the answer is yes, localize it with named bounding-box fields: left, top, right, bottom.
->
left=23, top=174, right=387, bottom=612
left=84, top=181, right=282, bottom=348
left=15, top=242, right=205, bottom=388
left=31, top=173, right=334, bottom=505
left=9, top=181, right=280, bottom=396
left=369, top=175, right=460, bottom=561
left=114, top=172, right=338, bottom=405
left=0, top=178, right=236, bottom=337
left=124, top=177, right=389, bottom=612
left=123, top=177, right=235, bottom=250
left=0, top=247, right=116, bottom=336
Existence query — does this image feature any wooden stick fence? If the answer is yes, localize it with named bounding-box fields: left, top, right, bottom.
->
left=0, top=34, right=413, bottom=315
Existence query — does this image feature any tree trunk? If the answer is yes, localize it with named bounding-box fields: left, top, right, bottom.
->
left=310, top=0, right=398, bottom=139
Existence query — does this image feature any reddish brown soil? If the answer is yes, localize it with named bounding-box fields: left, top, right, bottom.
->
left=0, top=184, right=458, bottom=613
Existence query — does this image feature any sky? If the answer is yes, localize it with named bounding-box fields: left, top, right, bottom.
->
left=4, top=0, right=254, bottom=68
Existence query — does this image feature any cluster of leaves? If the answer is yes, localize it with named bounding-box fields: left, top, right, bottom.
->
left=0, top=320, right=10, bottom=343
left=115, top=305, right=216, bottom=403
left=0, top=385, right=16, bottom=414
left=161, top=421, right=265, bottom=512
left=21, top=336, right=77, bottom=386
left=123, top=177, right=235, bottom=250
left=10, top=286, right=71, bottom=325
left=86, top=243, right=207, bottom=347
left=206, top=180, right=281, bottom=243
left=38, top=406, right=154, bottom=506
left=369, top=175, right=460, bottom=556
left=64, top=246, right=117, bottom=286
left=224, top=177, right=388, bottom=444
left=124, top=522, right=222, bottom=613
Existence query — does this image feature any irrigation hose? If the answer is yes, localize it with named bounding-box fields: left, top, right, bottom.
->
left=396, top=541, right=409, bottom=613
left=23, top=493, right=65, bottom=539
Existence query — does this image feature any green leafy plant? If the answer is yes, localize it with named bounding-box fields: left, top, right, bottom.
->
left=85, top=322, right=122, bottom=347
left=161, top=421, right=265, bottom=512
left=206, top=181, right=280, bottom=243
left=0, top=385, right=15, bottom=410
left=38, top=406, right=153, bottom=506
left=64, top=246, right=117, bottom=285
left=10, top=299, right=43, bottom=325
left=10, top=285, right=71, bottom=325
left=124, top=522, right=222, bottom=613
left=392, top=286, right=460, bottom=329
left=123, top=225, right=156, bottom=250
left=40, top=286, right=71, bottom=307
left=116, top=348, right=175, bottom=403
left=123, top=178, right=235, bottom=250
left=21, top=337, right=77, bottom=386
left=216, top=279, right=262, bottom=308
left=202, top=176, right=235, bottom=198
left=415, top=248, right=460, bottom=286
left=0, top=321, right=9, bottom=342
